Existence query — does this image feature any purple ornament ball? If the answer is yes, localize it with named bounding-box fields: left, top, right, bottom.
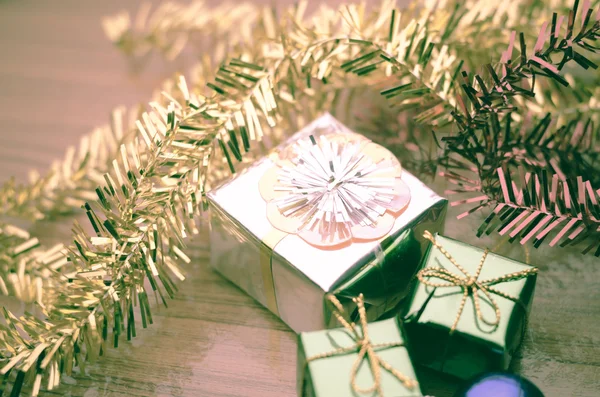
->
left=454, top=372, right=544, bottom=397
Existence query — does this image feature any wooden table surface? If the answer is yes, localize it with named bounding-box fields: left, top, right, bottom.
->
left=0, top=1, right=599, bottom=396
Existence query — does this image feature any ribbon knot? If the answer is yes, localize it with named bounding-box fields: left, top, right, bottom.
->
left=417, top=231, right=538, bottom=333
left=306, top=293, right=418, bottom=396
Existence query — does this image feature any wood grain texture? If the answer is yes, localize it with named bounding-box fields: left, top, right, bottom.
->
left=0, top=1, right=599, bottom=396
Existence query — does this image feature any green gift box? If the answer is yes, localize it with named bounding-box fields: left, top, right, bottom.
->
left=402, top=233, right=538, bottom=380
left=297, top=311, right=422, bottom=397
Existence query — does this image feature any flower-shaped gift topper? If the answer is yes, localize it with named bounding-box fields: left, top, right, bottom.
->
left=259, top=133, right=411, bottom=248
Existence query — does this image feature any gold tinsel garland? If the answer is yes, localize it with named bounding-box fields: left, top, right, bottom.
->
left=1, top=0, right=593, bottom=223
left=0, top=1, right=598, bottom=395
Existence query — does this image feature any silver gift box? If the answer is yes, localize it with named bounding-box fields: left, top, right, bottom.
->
left=208, top=114, right=447, bottom=333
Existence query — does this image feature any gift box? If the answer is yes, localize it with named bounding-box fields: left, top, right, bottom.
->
left=402, top=233, right=538, bottom=379
left=297, top=295, right=422, bottom=397
left=208, top=114, right=447, bottom=333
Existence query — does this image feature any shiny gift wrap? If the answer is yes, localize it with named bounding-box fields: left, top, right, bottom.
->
left=402, top=234, right=538, bottom=379
left=208, top=114, right=447, bottom=333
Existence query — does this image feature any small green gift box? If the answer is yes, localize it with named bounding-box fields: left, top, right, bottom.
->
left=402, top=232, right=538, bottom=380
left=297, top=295, right=422, bottom=397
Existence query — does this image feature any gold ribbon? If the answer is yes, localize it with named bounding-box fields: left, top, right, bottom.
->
left=258, top=228, right=288, bottom=316
left=417, top=231, right=538, bottom=333
left=306, top=294, right=418, bottom=396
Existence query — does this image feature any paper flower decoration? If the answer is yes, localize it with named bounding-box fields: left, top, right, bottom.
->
left=259, top=133, right=411, bottom=248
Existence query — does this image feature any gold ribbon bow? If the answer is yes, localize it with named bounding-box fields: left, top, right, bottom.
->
left=418, top=231, right=539, bottom=333
left=306, top=294, right=418, bottom=396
